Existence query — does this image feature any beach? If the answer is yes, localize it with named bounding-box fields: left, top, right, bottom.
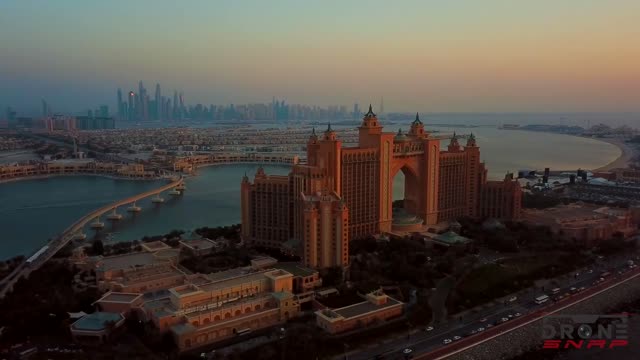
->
left=592, top=137, right=637, bottom=172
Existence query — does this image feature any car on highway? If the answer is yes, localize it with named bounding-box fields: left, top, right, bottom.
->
left=477, top=327, right=485, bottom=332
left=468, top=329, right=477, bottom=335
left=588, top=269, right=594, bottom=274
left=402, top=348, right=413, bottom=355
left=499, top=317, right=509, bottom=323
left=443, top=339, right=452, bottom=344
left=508, top=296, right=517, bottom=302
left=486, top=323, right=493, bottom=328
left=514, top=312, right=522, bottom=317
left=479, top=318, right=488, bottom=322
left=453, top=336, right=462, bottom=341
left=424, top=326, right=434, bottom=332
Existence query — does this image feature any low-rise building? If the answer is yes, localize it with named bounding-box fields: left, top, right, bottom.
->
left=91, top=250, right=182, bottom=293
left=523, top=203, right=637, bottom=246
left=427, top=231, right=472, bottom=248
left=70, top=312, right=125, bottom=344
left=94, top=292, right=144, bottom=314
left=611, top=167, right=640, bottom=183
left=145, top=268, right=301, bottom=351
left=315, top=290, right=404, bottom=334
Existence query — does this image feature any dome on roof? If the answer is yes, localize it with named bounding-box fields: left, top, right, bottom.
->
left=394, top=128, right=409, bottom=142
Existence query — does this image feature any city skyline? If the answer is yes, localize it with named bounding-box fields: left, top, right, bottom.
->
left=1, top=1, right=639, bottom=114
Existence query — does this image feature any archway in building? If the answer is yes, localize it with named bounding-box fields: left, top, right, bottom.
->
left=390, top=164, right=424, bottom=233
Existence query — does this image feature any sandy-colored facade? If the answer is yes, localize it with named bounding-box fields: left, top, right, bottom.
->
left=523, top=203, right=636, bottom=246
left=0, top=160, right=156, bottom=180
left=86, top=248, right=320, bottom=352
left=315, top=290, right=404, bottom=334
left=170, top=153, right=300, bottom=173
left=479, top=173, right=523, bottom=220
left=241, top=108, right=522, bottom=269
left=145, top=268, right=301, bottom=351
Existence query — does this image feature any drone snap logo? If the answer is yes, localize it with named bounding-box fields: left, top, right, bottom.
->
left=541, top=314, right=629, bottom=349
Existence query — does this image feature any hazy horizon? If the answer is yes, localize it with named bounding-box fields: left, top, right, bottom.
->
left=2, top=0, right=639, bottom=115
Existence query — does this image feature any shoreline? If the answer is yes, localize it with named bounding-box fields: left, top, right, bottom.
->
left=0, top=173, right=164, bottom=185
left=499, top=128, right=636, bottom=172
left=591, top=136, right=636, bottom=172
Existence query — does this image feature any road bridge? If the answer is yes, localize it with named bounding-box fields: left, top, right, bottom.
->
left=0, top=176, right=185, bottom=298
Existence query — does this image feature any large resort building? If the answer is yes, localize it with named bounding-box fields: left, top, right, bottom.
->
left=241, top=107, right=522, bottom=269
left=77, top=245, right=322, bottom=351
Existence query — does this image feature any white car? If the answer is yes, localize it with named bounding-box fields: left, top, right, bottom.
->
left=486, top=323, right=493, bottom=328
left=514, top=312, right=522, bottom=317
left=453, top=335, right=462, bottom=341
left=588, top=269, right=594, bottom=274
left=403, top=348, right=413, bottom=355
left=477, top=327, right=485, bottom=332
left=500, top=317, right=509, bottom=323
left=508, top=296, right=517, bottom=302
left=425, top=326, right=434, bottom=332
left=443, top=339, right=452, bottom=344
left=479, top=318, right=488, bottom=323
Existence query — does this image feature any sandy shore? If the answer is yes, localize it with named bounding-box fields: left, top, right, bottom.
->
left=592, top=137, right=636, bottom=172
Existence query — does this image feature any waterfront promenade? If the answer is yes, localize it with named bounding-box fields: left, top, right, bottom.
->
left=0, top=176, right=184, bottom=299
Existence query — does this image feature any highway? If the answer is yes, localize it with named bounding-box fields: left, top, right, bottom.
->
left=0, top=176, right=184, bottom=298
left=344, top=252, right=639, bottom=360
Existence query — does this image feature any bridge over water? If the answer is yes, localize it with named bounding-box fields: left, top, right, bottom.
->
left=0, top=176, right=185, bottom=298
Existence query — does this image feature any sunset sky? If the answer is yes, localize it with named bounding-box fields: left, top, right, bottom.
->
left=1, top=0, right=639, bottom=114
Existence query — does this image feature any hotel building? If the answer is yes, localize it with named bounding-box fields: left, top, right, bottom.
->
left=144, top=268, right=301, bottom=351
left=83, top=246, right=321, bottom=351
left=241, top=107, right=522, bottom=269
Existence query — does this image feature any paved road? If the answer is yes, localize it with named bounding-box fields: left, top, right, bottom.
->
left=343, top=252, right=638, bottom=360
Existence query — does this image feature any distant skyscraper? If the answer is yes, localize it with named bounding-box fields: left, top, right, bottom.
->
left=128, top=91, right=135, bottom=121
left=41, top=99, right=50, bottom=117
left=6, top=107, right=16, bottom=122
left=173, top=91, right=179, bottom=119
left=137, top=81, right=149, bottom=121
left=99, top=105, right=109, bottom=118
left=143, top=94, right=149, bottom=121
left=155, top=83, right=162, bottom=120
left=179, top=92, right=185, bottom=119
left=117, top=88, right=124, bottom=119
left=379, top=97, right=384, bottom=117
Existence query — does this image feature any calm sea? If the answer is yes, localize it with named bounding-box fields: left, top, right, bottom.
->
left=0, top=126, right=621, bottom=260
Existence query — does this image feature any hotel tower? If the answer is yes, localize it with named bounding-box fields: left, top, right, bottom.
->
left=241, top=106, right=521, bottom=270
